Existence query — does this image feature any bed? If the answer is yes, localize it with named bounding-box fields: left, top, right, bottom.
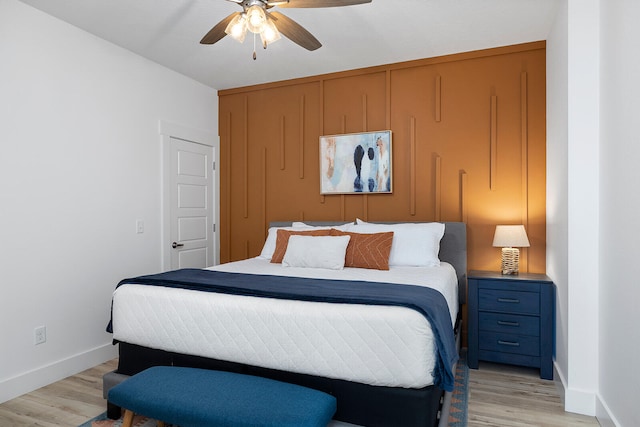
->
left=106, top=221, right=467, bottom=427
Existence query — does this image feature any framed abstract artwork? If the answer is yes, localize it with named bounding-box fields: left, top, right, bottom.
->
left=319, top=130, right=392, bottom=195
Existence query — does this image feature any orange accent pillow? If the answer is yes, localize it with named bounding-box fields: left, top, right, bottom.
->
left=330, top=229, right=394, bottom=270
left=270, top=229, right=332, bottom=263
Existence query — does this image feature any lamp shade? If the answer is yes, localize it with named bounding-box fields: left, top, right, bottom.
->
left=492, top=225, right=530, bottom=248
left=260, top=17, right=281, bottom=45
left=225, top=13, right=248, bottom=43
left=246, top=5, right=266, bottom=34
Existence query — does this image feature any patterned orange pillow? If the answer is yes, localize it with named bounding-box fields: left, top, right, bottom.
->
left=270, top=229, right=332, bottom=263
left=330, top=229, right=394, bottom=270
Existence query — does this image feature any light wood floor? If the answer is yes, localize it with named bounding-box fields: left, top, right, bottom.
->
left=0, top=359, right=117, bottom=427
left=468, top=362, right=599, bottom=426
left=0, top=358, right=600, bottom=427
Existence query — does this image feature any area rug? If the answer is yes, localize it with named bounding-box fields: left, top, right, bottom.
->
left=448, top=349, right=470, bottom=427
left=78, top=413, right=158, bottom=427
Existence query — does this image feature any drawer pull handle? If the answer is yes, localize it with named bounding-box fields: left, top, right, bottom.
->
left=497, top=298, right=520, bottom=303
left=497, top=320, right=520, bottom=327
left=497, top=340, right=520, bottom=347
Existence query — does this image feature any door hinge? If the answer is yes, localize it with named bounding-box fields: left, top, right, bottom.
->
left=213, top=224, right=216, bottom=232
left=212, top=161, right=216, bottom=171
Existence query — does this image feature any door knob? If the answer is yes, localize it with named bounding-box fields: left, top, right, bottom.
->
left=172, top=242, right=184, bottom=249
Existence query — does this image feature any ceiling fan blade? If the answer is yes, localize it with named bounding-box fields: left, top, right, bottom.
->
left=277, top=0, right=371, bottom=8
left=270, top=12, right=322, bottom=51
left=200, top=12, right=240, bottom=45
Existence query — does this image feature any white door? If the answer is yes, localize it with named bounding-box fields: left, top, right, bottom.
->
left=169, top=137, right=215, bottom=269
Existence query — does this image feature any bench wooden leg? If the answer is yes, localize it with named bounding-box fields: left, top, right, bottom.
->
left=121, top=409, right=135, bottom=427
left=121, top=409, right=165, bottom=427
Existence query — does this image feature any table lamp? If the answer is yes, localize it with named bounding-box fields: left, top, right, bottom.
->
left=492, top=225, right=530, bottom=274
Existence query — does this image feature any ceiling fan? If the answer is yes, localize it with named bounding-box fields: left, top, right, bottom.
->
left=200, top=0, right=372, bottom=58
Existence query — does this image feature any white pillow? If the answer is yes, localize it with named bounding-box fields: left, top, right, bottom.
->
left=351, top=220, right=445, bottom=267
left=259, top=225, right=311, bottom=259
left=282, top=235, right=351, bottom=270
left=260, top=223, right=353, bottom=260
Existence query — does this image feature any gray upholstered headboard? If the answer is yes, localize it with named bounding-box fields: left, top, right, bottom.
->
left=269, top=221, right=467, bottom=305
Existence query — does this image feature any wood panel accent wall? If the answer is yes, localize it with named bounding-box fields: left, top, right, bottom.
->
left=218, top=42, right=547, bottom=275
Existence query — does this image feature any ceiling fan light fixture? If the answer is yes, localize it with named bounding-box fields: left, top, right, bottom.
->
left=246, top=5, right=267, bottom=34
left=260, top=17, right=281, bottom=45
left=224, top=13, right=248, bottom=43
left=204, top=0, right=362, bottom=54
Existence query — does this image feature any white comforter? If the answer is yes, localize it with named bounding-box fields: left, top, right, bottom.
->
left=111, top=258, right=458, bottom=389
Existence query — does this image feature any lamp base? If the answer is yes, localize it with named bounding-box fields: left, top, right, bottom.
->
left=501, top=247, right=520, bottom=275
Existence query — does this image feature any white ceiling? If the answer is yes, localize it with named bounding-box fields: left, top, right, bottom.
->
left=19, top=0, right=560, bottom=90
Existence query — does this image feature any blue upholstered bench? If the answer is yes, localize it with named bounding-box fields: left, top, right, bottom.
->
left=108, top=366, right=337, bottom=427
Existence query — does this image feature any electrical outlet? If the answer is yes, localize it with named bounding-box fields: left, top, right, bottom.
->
left=136, top=219, right=144, bottom=234
left=34, top=326, right=46, bottom=345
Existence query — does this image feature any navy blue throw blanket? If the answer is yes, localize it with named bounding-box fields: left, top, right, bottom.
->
left=108, top=268, right=458, bottom=391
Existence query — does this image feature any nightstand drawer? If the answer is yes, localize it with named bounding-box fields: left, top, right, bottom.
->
left=479, top=332, right=540, bottom=356
left=478, top=312, right=540, bottom=336
left=478, top=289, right=539, bottom=315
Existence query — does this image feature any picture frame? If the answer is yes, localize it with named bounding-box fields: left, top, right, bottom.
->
left=319, top=130, right=392, bottom=195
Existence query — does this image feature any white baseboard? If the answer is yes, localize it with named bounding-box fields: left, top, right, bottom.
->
left=565, top=387, right=596, bottom=416
left=553, top=359, right=596, bottom=416
left=0, top=343, right=118, bottom=404
left=553, top=359, right=567, bottom=405
left=553, top=360, right=622, bottom=426
left=596, top=393, right=621, bottom=427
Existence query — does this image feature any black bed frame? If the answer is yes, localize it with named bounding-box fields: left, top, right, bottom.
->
left=108, top=221, right=467, bottom=427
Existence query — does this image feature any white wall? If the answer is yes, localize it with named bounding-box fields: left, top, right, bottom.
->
left=566, top=0, right=601, bottom=415
left=598, top=1, right=640, bottom=426
left=547, top=0, right=601, bottom=416
left=546, top=0, right=569, bottom=395
left=0, top=0, right=218, bottom=403
left=548, top=0, right=640, bottom=424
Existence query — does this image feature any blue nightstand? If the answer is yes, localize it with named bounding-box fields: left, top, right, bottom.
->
left=467, top=270, right=555, bottom=380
